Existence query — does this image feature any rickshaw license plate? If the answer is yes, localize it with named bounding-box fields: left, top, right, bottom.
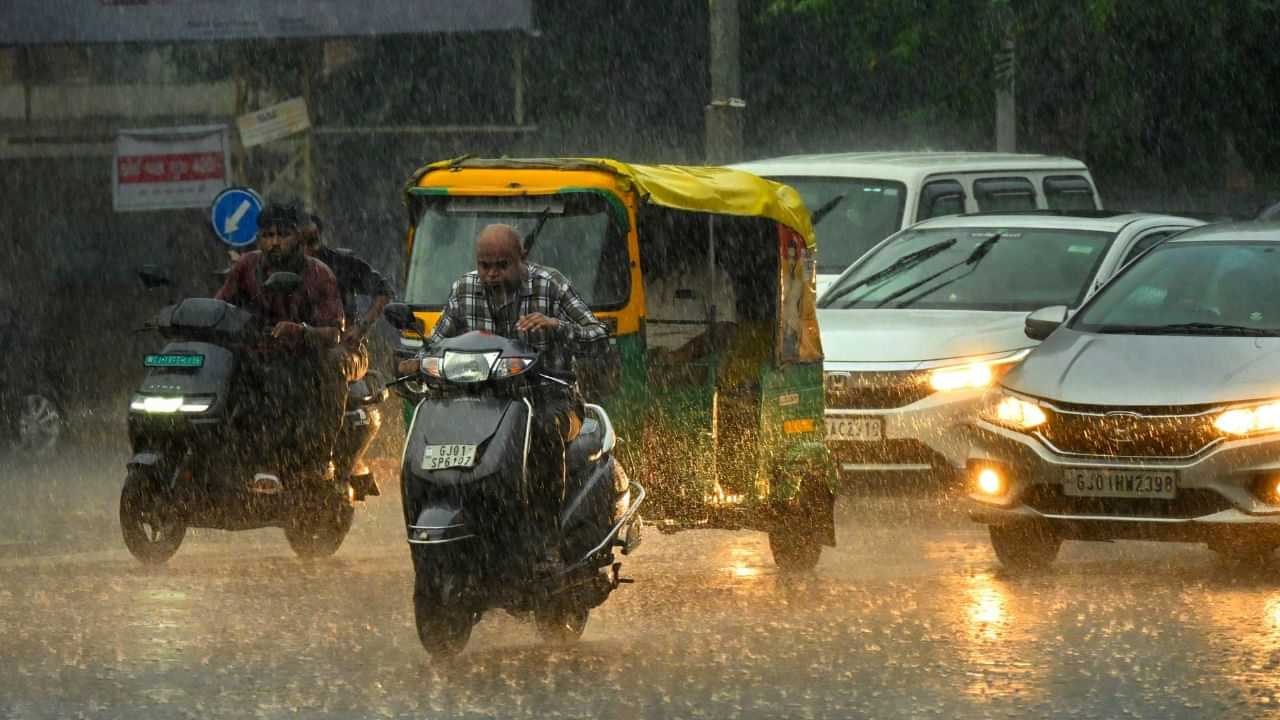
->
left=422, top=444, right=477, bottom=471
left=144, top=354, right=204, bottom=368
left=825, top=417, right=883, bottom=441
left=1062, top=468, right=1177, bottom=499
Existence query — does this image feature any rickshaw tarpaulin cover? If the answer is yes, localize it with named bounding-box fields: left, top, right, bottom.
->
left=407, top=157, right=816, bottom=249
left=113, top=124, right=231, bottom=212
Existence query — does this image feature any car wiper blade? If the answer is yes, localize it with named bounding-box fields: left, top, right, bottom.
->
left=886, top=233, right=1003, bottom=309
left=821, top=238, right=958, bottom=308
left=809, top=193, right=847, bottom=227
left=1129, top=322, right=1278, bottom=336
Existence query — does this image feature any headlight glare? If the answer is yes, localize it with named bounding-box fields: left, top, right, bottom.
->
left=130, top=394, right=214, bottom=414
left=1214, top=403, right=1280, bottom=436
left=928, top=350, right=1030, bottom=393
left=989, top=395, right=1047, bottom=429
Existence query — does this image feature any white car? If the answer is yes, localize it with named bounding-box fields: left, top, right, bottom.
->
left=732, top=152, right=1101, bottom=295
left=817, top=211, right=1204, bottom=482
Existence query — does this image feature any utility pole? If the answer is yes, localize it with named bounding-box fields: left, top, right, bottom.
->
left=705, top=0, right=743, bottom=165
left=994, top=35, right=1016, bottom=152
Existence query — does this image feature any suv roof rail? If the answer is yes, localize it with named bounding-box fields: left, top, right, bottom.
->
left=958, top=209, right=1132, bottom=219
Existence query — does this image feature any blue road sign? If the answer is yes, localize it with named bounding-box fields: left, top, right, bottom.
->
left=210, top=187, right=264, bottom=248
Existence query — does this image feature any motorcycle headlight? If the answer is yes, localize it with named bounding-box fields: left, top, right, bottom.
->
left=983, top=393, right=1048, bottom=430
left=928, top=349, right=1031, bottom=393
left=442, top=351, right=499, bottom=383
left=1214, top=402, right=1280, bottom=436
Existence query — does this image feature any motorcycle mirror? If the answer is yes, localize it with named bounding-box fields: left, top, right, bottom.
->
left=383, top=302, right=426, bottom=335
left=138, top=265, right=173, bottom=289
left=263, top=271, right=303, bottom=295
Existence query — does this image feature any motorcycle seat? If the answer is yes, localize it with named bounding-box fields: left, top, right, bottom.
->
left=566, top=417, right=604, bottom=472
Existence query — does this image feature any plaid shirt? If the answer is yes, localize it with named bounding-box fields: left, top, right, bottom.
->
left=430, top=263, right=607, bottom=375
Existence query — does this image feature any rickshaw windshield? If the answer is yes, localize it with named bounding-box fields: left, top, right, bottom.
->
left=404, top=193, right=630, bottom=309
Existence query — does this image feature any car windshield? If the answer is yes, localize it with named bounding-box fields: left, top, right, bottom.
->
left=1074, top=241, right=1280, bottom=336
left=404, top=193, right=630, bottom=308
left=770, top=176, right=907, bottom=274
left=820, top=226, right=1114, bottom=311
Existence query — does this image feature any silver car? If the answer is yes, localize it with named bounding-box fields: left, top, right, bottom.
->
left=819, top=212, right=1203, bottom=482
left=968, top=222, right=1280, bottom=569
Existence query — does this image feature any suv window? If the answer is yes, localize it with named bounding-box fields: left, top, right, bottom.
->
left=974, top=177, right=1037, bottom=211
left=917, top=179, right=966, bottom=221
left=1043, top=175, right=1097, bottom=210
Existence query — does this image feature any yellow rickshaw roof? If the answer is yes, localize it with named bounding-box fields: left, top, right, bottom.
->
left=407, top=156, right=816, bottom=249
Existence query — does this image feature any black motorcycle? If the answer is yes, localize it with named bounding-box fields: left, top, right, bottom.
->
left=120, top=270, right=388, bottom=564
left=384, top=304, right=644, bottom=658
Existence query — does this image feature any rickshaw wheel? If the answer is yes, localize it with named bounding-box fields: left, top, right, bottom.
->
left=767, top=528, right=822, bottom=572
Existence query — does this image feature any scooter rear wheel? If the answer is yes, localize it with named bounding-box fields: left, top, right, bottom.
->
left=119, top=467, right=186, bottom=565
left=284, top=500, right=354, bottom=559
left=534, top=602, right=590, bottom=644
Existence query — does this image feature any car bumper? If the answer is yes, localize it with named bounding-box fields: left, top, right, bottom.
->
left=965, top=418, right=1280, bottom=539
left=826, top=388, right=986, bottom=475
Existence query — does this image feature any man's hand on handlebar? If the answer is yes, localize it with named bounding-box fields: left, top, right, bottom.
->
left=272, top=321, right=340, bottom=349
left=516, top=313, right=560, bottom=333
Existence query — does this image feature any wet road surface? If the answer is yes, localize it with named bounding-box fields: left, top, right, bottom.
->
left=5, top=449, right=1280, bottom=718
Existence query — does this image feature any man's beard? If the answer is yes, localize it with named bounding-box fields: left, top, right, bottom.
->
left=265, top=245, right=304, bottom=272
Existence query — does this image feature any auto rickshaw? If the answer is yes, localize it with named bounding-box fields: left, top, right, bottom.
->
left=395, top=157, right=836, bottom=569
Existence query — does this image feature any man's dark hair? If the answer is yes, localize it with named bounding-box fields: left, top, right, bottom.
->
left=257, top=200, right=302, bottom=230
left=310, top=213, right=324, bottom=235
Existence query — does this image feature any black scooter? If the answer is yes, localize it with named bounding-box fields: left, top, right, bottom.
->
left=384, top=304, right=644, bottom=658
left=120, top=270, right=388, bottom=564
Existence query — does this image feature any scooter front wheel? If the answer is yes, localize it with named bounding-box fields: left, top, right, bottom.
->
left=534, top=602, right=590, bottom=644
left=413, top=566, right=475, bottom=659
left=119, top=467, right=186, bottom=565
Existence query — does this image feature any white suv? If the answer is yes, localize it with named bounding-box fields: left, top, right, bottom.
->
left=817, top=212, right=1204, bottom=483
left=732, top=152, right=1101, bottom=294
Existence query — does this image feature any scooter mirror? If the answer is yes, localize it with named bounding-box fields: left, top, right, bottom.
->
left=383, top=302, right=425, bottom=335
left=138, top=264, right=173, bottom=289
left=263, top=271, right=303, bottom=295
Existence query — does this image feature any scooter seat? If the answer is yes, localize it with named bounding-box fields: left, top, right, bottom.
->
left=566, top=417, right=604, bottom=472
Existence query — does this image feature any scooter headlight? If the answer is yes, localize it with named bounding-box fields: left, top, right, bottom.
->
left=130, top=394, right=215, bottom=414
left=442, top=351, right=499, bottom=383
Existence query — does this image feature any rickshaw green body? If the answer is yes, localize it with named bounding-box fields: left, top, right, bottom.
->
left=396, top=157, right=836, bottom=542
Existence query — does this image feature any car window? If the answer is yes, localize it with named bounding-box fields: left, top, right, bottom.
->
left=1043, top=175, right=1097, bottom=210
left=917, top=179, right=966, bottom=221
left=770, top=176, right=907, bottom=275
left=1120, top=230, right=1175, bottom=267
left=820, top=226, right=1114, bottom=311
left=1075, top=242, right=1280, bottom=334
left=974, top=177, right=1037, bottom=211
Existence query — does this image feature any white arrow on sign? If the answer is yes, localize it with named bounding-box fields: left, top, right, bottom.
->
left=224, top=199, right=252, bottom=234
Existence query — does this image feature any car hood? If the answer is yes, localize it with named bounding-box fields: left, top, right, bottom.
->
left=1005, top=328, right=1280, bottom=406
left=818, top=308, right=1034, bottom=364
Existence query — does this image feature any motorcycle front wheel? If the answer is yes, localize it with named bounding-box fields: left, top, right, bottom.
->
left=119, top=467, right=186, bottom=565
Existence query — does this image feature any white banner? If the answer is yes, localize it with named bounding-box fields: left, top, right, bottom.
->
left=238, top=97, right=311, bottom=148
left=113, top=125, right=231, bottom=212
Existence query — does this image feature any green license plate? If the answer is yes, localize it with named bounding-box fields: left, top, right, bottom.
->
left=144, top=354, right=204, bottom=368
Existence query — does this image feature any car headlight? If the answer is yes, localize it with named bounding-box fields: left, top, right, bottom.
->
left=928, top=349, right=1031, bottom=392
left=441, top=351, right=499, bottom=383
left=1214, top=402, right=1280, bottom=436
left=984, top=394, right=1048, bottom=430
left=130, top=394, right=214, bottom=414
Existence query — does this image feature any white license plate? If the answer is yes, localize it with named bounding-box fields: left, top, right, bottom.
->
left=825, top=417, right=883, bottom=441
left=1062, top=468, right=1177, bottom=499
left=421, top=444, right=477, bottom=471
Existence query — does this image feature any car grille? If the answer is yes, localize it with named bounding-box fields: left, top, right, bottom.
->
left=1021, top=485, right=1234, bottom=519
left=824, top=370, right=933, bottom=410
left=1036, top=404, right=1223, bottom=459
left=827, top=438, right=950, bottom=469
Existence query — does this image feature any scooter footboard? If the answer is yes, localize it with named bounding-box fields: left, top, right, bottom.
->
left=561, top=457, right=630, bottom=559
left=563, top=477, right=646, bottom=572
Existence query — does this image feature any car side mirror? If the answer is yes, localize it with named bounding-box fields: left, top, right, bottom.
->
left=383, top=302, right=426, bottom=335
left=138, top=265, right=173, bottom=289
left=263, top=271, right=303, bottom=295
left=1025, top=305, right=1069, bottom=341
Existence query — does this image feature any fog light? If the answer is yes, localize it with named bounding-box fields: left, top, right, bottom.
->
left=976, top=468, right=1005, bottom=496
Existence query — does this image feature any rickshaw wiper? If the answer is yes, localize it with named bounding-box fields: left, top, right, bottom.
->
left=821, top=237, right=957, bottom=308
left=523, top=206, right=553, bottom=254
left=809, top=193, right=847, bottom=227
left=885, top=234, right=1002, bottom=309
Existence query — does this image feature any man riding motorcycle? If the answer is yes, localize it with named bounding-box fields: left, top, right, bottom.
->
left=400, top=223, right=608, bottom=572
left=214, top=201, right=347, bottom=483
